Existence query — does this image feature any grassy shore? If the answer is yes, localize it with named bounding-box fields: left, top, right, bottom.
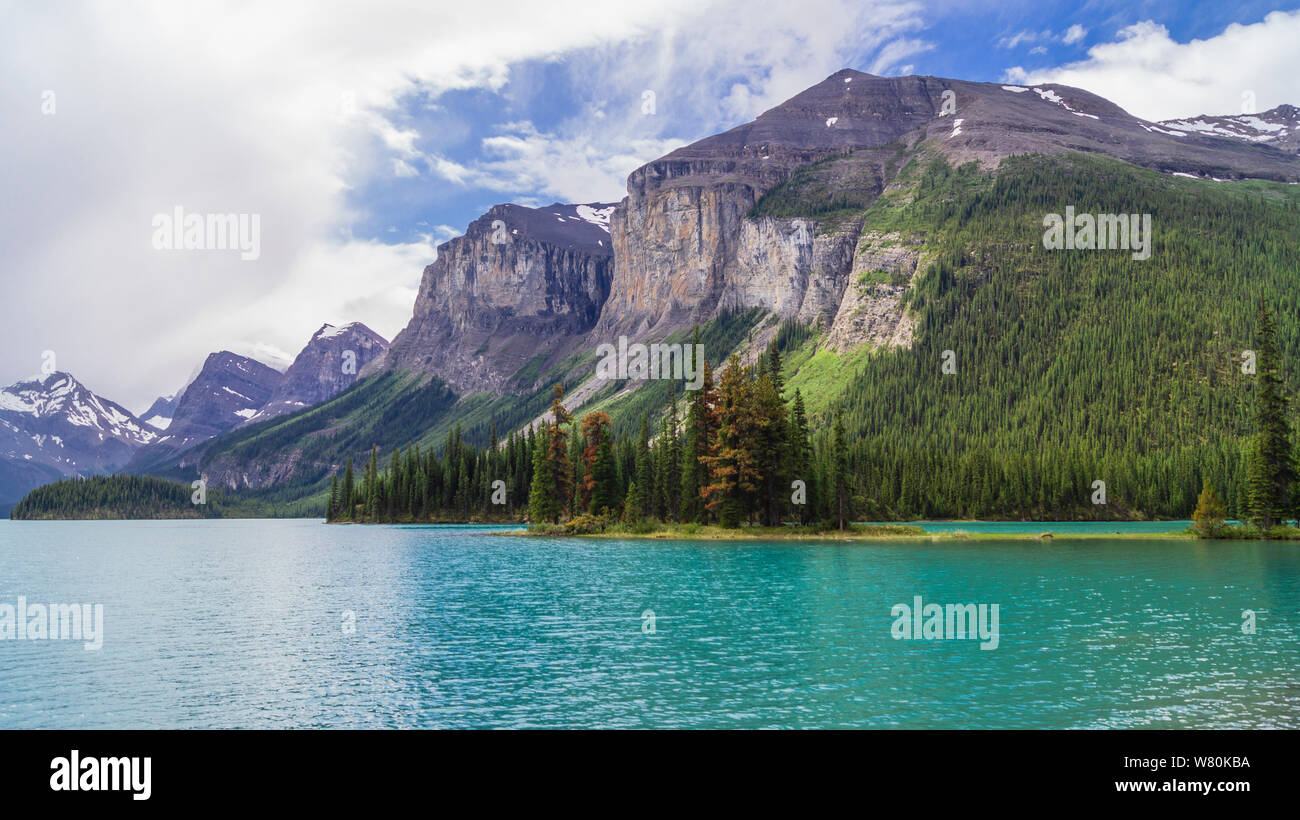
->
left=497, top=521, right=1229, bottom=541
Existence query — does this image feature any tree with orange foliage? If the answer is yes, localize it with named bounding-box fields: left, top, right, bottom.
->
left=702, top=354, right=764, bottom=527
left=579, top=411, right=618, bottom=514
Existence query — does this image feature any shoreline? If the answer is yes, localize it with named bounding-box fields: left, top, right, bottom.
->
left=493, top=524, right=1203, bottom=542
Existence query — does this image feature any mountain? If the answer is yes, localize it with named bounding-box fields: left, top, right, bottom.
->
left=1159, top=105, right=1300, bottom=155
left=246, top=322, right=388, bottom=423
left=125, top=351, right=283, bottom=472
left=119, top=69, right=1300, bottom=518
left=599, top=70, right=1300, bottom=341
left=141, top=393, right=179, bottom=430
left=0, top=372, right=156, bottom=509
left=376, top=202, right=616, bottom=394
left=383, top=71, right=1300, bottom=386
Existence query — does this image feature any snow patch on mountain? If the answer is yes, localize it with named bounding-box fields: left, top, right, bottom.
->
left=144, top=415, right=173, bottom=430
left=1033, top=87, right=1099, bottom=119
left=575, top=204, right=615, bottom=232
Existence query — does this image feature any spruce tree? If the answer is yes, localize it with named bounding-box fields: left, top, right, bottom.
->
left=341, top=457, right=354, bottom=520
left=702, top=355, right=761, bottom=527
left=528, top=426, right=558, bottom=523
left=790, top=390, right=812, bottom=523
left=1192, top=480, right=1227, bottom=537
left=635, top=413, right=652, bottom=517
left=327, top=474, right=339, bottom=522
left=1246, top=303, right=1295, bottom=529
left=680, top=360, right=717, bottom=523
left=832, top=413, right=850, bottom=530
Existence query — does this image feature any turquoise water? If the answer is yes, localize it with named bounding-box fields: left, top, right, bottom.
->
left=0, top=519, right=1296, bottom=729
left=901, top=520, right=1194, bottom=534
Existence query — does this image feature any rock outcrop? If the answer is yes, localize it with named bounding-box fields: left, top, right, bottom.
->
left=378, top=202, right=616, bottom=394
left=126, top=351, right=283, bottom=470
left=346, top=69, right=1300, bottom=426
left=245, top=322, right=388, bottom=424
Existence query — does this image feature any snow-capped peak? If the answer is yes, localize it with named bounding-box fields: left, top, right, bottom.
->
left=314, top=322, right=356, bottom=340
left=0, top=371, right=155, bottom=444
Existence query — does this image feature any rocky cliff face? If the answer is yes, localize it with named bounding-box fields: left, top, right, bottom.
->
left=246, top=322, right=387, bottom=424
left=596, top=69, right=1300, bottom=342
left=595, top=71, right=938, bottom=339
left=378, top=68, right=1300, bottom=399
left=378, top=202, right=616, bottom=394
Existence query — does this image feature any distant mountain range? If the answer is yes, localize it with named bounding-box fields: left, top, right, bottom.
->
left=6, top=68, right=1300, bottom=517
left=0, top=322, right=387, bottom=509
left=0, top=372, right=156, bottom=509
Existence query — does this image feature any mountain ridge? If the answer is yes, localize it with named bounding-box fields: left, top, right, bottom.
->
left=12, top=68, right=1300, bottom=515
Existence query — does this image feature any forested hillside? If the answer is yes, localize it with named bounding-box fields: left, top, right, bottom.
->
left=327, top=151, right=1300, bottom=526
left=10, top=475, right=223, bottom=520
left=827, top=153, right=1300, bottom=519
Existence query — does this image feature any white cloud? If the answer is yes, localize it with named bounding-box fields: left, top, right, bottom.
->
left=869, top=38, right=935, bottom=75
left=422, top=0, right=931, bottom=202
left=1062, top=24, right=1087, bottom=45
left=0, top=0, right=929, bottom=411
left=998, top=29, right=1048, bottom=49
left=1002, top=12, right=1300, bottom=121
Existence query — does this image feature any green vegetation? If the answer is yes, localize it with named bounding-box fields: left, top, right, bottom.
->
left=11, top=475, right=225, bottom=519
left=579, top=308, right=767, bottom=440
left=749, top=143, right=911, bottom=231
left=28, top=151, right=1300, bottom=531
left=326, top=420, right=532, bottom=523
left=335, top=338, right=878, bottom=530
left=521, top=520, right=928, bottom=540
left=809, top=153, right=1300, bottom=521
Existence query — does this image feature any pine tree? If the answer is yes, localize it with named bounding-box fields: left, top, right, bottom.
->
left=753, top=367, right=788, bottom=526
left=1192, top=480, right=1227, bottom=537
left=580, top=412, right=618, bottom=514
left=622, top=480, right=642, bottom=524
left=327, top=474, right=339, bottom=522
left=363, top=447, right=379, bottom=522
left=341, top=457, right=354, bottom=520
left=635, top=413, right=653, bottom=518
left=528, top=425, right=557, bottom=523
left=592, top=434, right=620, bottom=515
left=702, top=355, right=762, bottom=527
left=551, top=386, right=574, bottom=516
left=680, top=359, right=717, bottom=523
left=1247, top=303, right=1295, bottom=529
left=789, top=390, right=812, bottom=523
left=832, top=413, right=850, bottom=530
left=663, top=393, right=682, bottom=520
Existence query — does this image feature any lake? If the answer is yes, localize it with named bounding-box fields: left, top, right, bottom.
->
left=0, top=519, right=1296, bottom=729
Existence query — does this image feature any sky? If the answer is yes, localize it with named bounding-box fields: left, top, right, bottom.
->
left=2, top=0, right=1299, bottom=413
